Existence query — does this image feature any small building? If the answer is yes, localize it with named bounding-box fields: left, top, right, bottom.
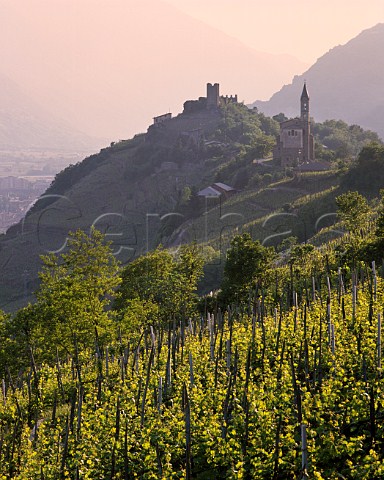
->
left=273, top=84, right=315, bottom=167
left=212, top=182, right=236, bottom=195
left=153, top=113, right=172, bottom=125
left=197, top=182, right=236, bottom=198
left=197, top=186, right=222, bottom=198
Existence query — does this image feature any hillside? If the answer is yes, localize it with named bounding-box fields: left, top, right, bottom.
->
left=0, top=93, right=380, bottom=312
left=251, top=23, right=384, bottom=139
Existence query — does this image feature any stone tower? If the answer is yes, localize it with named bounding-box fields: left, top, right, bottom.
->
left=300, top=83, right=311, bottom=161
left=206, top=83, right=220, bottom=109
left=273, top=83, right=315, bottom=166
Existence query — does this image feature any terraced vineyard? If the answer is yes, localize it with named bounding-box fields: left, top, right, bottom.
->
left=173, top=171, right=344, bottom=255
left=1, top=269, right=383, bottom=478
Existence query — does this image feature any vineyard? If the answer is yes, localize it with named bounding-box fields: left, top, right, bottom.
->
left=1, top=267, right=384, bottom=479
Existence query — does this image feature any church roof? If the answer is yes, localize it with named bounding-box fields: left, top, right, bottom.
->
left=301, top=83, right=309, bottom=100
left=280, top=118, right=303, bottom=127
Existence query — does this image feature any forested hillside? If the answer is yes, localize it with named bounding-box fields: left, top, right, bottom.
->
left=0, top=101, right=380, bottom=311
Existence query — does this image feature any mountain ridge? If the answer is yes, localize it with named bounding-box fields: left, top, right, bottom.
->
left=250, top=23, right=384, bottom=139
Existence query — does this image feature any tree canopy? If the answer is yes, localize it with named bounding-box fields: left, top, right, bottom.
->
left=115, top=244, right=204, bottom=325
left=336, top=191, right=370, bottom=234
left=219, top=233, right=275, bottom=305
left=36, top=228, right=121, bottom=356
left=342, top=142, right=384, bottom=194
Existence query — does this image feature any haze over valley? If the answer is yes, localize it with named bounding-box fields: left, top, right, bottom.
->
left=0, top=0, right=308, bottom=143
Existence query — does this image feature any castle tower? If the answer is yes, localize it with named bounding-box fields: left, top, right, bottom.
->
left=300, top=83, right=311, bottom=161
left=206, top=83, right=220, bottom=109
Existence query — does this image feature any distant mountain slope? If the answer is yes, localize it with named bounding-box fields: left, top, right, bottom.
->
left=250, top=24, right=384, bottom=139
left=0, top=0, right=307, bottom=140
left=0, top=74, right=103, bottom=151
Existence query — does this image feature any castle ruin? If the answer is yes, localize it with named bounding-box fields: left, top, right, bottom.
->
left=183, top=83, right=238, bottom=114
left=147, top=83, right=238, bottom=146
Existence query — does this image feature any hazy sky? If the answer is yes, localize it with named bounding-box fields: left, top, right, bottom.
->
left=165, top=0, right=384, bottom=63
left=1, top=0, right=384, bottom=142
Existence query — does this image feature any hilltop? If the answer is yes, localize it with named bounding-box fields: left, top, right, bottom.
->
left=0, top=84, right=380, bottom=312
left=251, top=23, right=384, bottom=139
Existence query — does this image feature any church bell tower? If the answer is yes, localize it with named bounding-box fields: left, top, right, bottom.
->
left=301, top=83, right=311, bottom=161
left=301, top=82, right=309, bottom=121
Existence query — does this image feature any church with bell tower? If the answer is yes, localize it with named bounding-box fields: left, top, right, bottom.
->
left=273, top=83, right=315, bottom=167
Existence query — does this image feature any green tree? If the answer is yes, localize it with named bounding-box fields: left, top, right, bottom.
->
left=359, top=189, right=384, bottom=264
left=180, top=186, right=191, bottom=205
left=336, top=191, right=370, bottom=234
left=0, top=309, right=13, bottom=375
left=335, top=192, right=372, bottom=269
left=118, top=298, right=159, bottom=344
left=288, top=242, right=324, bottom=280
left=342, top=142, right=384, bottom=194
left=356, top=141, right=384, bottom=169
left=312, top=121, right=380, bottom=161
left=37, top=228, right=121, bottom=357
left=375, top=189, right=384, bottom=237
left=219, top=233, right=275, bottom=305
left=116, top=244, right=203, bottom=325
left=0, top=304, right=42, bottom=374
left=272, top=113, right=288, bottom=123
